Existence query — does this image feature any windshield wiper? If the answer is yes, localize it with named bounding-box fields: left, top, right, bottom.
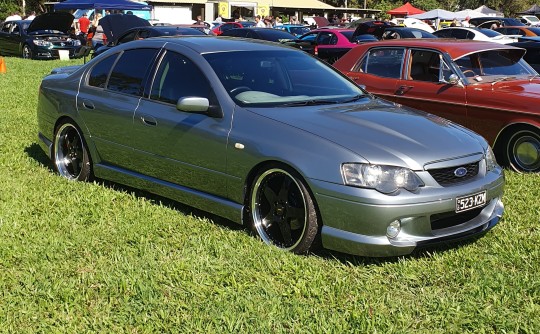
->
left=282, top=99, right=341, bottom=107
left=529, top=74, right=540, bottom=82
left=340, top=94, right=369, bottom=103
left=491, top=76, right=515, bottom=86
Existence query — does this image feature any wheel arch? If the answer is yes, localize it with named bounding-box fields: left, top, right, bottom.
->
left=493, top=121, right=540, bottom=171
left=242, top=160, right=322, bottom=225
left=493, top=121, right=540, bottom=156
left=53, top=116, right=99, bottom=166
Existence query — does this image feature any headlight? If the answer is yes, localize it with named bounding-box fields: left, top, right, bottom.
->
left=33, top=39, right=52, bottom=47
left=73, top=39, right=81, bottom=46
left=485, top=146, right=497, bottom=172
left=342, top=163, right=424, bottom=194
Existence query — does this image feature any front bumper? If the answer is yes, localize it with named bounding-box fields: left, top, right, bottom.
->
left=311, top=168, right=505, bottom=257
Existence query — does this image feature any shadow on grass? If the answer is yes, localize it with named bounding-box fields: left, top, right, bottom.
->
left=25, top=142, right=489, bottom=265
left=25, top=142, right=54, bottom=172
left=314, top=235, right=484, bottom=266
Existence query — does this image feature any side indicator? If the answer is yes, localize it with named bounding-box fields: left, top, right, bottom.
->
left=235, top=143, right=245, bottom=150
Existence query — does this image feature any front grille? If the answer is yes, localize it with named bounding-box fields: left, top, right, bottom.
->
left=428, top=161, right=479, bottom=186
left=430, top=207, right=484, bottom=230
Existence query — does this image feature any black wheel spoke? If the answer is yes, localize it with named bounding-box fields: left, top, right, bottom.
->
left=277, top=177, right=292, bottom=201
left=263, top=186, right=278, bottom=204
left=285, top=205, right=304, bottom=224
left=277, top=219, right=293, bottom=245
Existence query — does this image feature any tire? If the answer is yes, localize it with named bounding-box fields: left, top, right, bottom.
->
left=22, top=44, right=32, bottom=59
left=503, top=128, right=540, bottom=173
left=248, top=166, right=320, bottom=254
left=53, top=122, right=93, bottom=181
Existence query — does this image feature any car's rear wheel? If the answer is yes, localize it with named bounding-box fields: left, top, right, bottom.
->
left=503, top=128, right=540, bottom=173
left=249, top=166, right=320, bottom=254
left=22, top=44, right=32, bottom=59
left=53, top=122, right=93, bottom=181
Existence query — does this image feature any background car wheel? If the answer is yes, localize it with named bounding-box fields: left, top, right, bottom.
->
left=53, top=122, right=93, bottom=181
left=249, top=166, right=320, bottom=254
left=503, top=128, right=540, bottom=173
left=22, top=44, right=33, bottom=59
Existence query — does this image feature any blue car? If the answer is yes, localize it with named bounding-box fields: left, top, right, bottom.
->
left=275, top=24, right=311, bottom=37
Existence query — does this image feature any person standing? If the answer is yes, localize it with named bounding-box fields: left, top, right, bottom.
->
left=255, top=15, right=265, bottom=28
left=78, top=12, right=91, bottom=36
left=461, top=16, right=470, bottom=27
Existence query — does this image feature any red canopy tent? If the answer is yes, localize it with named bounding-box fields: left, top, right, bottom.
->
left=387, top=2, right=425, bottom=17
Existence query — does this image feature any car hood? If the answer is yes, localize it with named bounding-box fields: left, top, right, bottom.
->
left=248, top=98, right=485, bottom=170
left=27, top=12, right=74, bottom=33
left=98, top=14, right=151, bottom=42
left=490, top=78, right=540, bottom=96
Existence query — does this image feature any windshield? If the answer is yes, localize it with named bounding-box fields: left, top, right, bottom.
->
left=524, top=16, right=540, bottom=22
left=288, top=26, right=310, bottom=36
left=204, top=50, right=364, bottom=107
left=455, top=49, right=536, bottom=83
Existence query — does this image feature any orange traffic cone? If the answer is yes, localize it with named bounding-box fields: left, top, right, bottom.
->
left=0, top=57, right=6, bottom=74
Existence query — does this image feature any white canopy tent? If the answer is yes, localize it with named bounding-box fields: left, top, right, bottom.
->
left=454, top=9, right=484, bottom=19
left=408, top=9, right=457, bottom=20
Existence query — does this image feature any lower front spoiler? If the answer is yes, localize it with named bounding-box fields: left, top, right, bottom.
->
left=321, top=197, right=504, bottom=257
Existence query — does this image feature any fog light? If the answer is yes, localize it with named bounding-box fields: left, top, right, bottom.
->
left=387, top=220, right=401, bottom=238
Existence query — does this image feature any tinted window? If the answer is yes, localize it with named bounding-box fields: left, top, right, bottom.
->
left=88, top=54, right=117, bottom=88
left=450, top=29, right=470, bottom=39
left=357, top=48, right=404, bottom=78
left=117, top=30, right=137, bottom=44
left=433, top=29, right=452, bottom=38
left=317, top=32, right=336, bottom=45
left=108, top=48, right=159, bottom=96
left=150, top=51, right=211, bottom=104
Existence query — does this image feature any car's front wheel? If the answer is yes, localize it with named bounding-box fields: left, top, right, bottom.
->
left=503, top=127, right=540, bottom=173
left=22, top=44, right=32, bottom=59
left=248, top=166, right=320, bottom=254
left=53, top=121, right=93, bottom=181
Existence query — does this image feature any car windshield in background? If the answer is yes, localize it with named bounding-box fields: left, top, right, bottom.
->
left=455, top=49, right=536, bottom=81
left=204, top=50, right=364, bottom=107
left=289, top=26, right=310, bottom=36
left=257, top=30, right=297, bottom=42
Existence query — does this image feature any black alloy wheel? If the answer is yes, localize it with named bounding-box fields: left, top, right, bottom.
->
left=249, top=167, right=320, bottom=254
left=53, top=122, right=93, bottom=181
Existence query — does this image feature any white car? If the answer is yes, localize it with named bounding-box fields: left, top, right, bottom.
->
left=433, top=27, right=519, bottom=44
left=520, top=15, right=540, bottom=27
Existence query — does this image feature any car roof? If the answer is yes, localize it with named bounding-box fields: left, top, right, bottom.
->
left=351, top=39, right=523, bottom=59
left=126, top=35, right=299, bottom=53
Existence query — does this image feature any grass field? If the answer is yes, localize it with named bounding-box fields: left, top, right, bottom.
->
left=0, top=56, right=539, bottom=333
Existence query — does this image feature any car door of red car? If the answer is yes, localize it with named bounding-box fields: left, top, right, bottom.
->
left=394, top=49, right=468, bottom=126
left=343, top=47, right=405, bottom=103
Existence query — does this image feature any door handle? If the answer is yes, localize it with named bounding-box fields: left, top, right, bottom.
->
left=82, top=99, right=95, bottom=109
left=395, top=85, right=413, bottom=95
left=140, top=115, right=157, bottom=126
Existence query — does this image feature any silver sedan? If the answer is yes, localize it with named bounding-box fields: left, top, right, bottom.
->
left=37, top=36, right=504, bottom=257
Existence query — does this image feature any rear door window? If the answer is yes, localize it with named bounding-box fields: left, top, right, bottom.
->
left=355, top=47, right=405, bottom=78
left=107, top=48, right=159, bottom=96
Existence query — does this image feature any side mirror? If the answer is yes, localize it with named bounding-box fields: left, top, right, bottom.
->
left=176, top=97, right=223, bottom=118
left=447, top=74, right=460, bottom=85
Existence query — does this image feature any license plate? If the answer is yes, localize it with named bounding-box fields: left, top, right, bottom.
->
left=456, top=191, right=486, bottom=213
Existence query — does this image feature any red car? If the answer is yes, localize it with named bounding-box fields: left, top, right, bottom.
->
left=334, top=39, right=540, bottom=172
left=298, top=28, right=377, bottom=64
left=211, top=21, right=255, bottom=35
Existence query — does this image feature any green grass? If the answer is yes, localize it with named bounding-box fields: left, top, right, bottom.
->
left=0, top=56, right=539, bottom=333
